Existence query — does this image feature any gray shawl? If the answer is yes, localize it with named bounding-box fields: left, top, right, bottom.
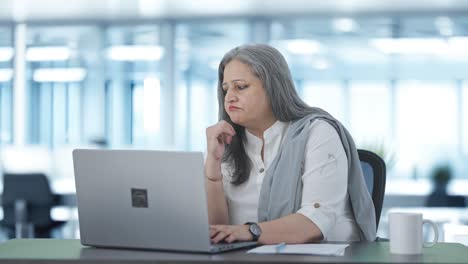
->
left=257, top=108, right=376, bottom=241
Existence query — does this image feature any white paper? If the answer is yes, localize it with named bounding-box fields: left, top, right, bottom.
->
left=247, top=243, right=349, bottom=256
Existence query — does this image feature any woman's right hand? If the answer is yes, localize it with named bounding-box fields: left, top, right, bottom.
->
left=206, top=121, right=236, bottom=162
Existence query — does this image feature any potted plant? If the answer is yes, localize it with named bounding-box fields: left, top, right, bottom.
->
left=430, top=164, right=452, bottom=194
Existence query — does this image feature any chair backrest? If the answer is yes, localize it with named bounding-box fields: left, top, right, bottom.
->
left=1, top=172, right=54, bottom=228
left=357, top=149, right=386, bottom=229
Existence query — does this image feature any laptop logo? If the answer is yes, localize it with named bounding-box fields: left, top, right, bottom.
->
left=131, top=188, right=148, bottom=208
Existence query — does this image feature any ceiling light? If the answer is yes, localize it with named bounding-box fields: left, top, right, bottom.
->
left=33, top=68, right=86, bottom=82
left=0, top=68, right=13, bottom=82
left=26, top=46, right=71, bottom=61
left=370, top=38, right=447, bottom=54
left=434, top=16, right=453, bottom=37
left=107, top=45, right=164, bottom=61
left=333, top=18, right=358, bottom=33
left=286, top=39, right=321, bottom=55
left=0, top=47, right=14, bottom=62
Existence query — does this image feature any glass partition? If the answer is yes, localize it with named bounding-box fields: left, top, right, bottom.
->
left=105, top=25, right=164, bottom=148
left=349, top=81, right=392, bottom=148
left=395, top=81, right=459, bottom=178
left=174, top=21, right=250, bottom=151
left=270, top=16, right=468, bottom=179
left=463, top=82, right=468, bottom=156
left=1, top=15, right=467, bottom=180
left=26, top=25, right=100, bottom=148
left=0, top=26, right=13, bottom=144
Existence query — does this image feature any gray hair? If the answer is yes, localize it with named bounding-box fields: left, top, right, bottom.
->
left=217, top=43, right=314, bottom=185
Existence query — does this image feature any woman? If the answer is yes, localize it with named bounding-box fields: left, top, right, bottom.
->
left=205, top=44, right=375, bottom=245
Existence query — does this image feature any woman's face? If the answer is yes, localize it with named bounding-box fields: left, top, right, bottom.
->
left=222, top=59, right=275, bottom=129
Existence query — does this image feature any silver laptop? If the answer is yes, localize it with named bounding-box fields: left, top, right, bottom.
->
left=72, top=149, right=256, bottom=253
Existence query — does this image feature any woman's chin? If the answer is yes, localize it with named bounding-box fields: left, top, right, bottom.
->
left=229, top=116, right=244, bottom=126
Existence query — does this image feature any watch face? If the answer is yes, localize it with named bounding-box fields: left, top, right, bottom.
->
left=250, top=223, right=261, bottom=236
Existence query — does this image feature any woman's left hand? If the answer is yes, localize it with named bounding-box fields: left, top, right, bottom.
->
left=210, top=224, right=253, bottom=243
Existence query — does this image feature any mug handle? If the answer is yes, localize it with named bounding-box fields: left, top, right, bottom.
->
left=422, top=219, right=439, bottom=247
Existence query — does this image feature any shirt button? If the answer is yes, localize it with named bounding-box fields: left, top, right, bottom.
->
left=314, top=203, right=320, bottom=208
left=259, top=168, right=264, bottom=173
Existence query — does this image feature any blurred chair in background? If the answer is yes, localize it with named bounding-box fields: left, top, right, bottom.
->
left=0, top=173, right=66, bottom=238
left=358, top=149, right=387, bottom=229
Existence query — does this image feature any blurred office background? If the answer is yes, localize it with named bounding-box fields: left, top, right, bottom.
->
left=0, top=0, right=467, bottom=243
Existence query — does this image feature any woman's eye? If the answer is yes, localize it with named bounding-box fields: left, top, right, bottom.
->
left=237, top=85, right=248, bottom=90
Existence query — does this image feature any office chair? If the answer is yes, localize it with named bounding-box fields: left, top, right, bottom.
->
left=357, top=149, right=386, bottom=229
left=1, top=172, right=66, bottom=238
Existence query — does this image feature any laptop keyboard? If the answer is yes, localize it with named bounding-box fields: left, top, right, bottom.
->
left=210, top=241, right=257, bottom=252
left=212, top=242, right=236, bottom=250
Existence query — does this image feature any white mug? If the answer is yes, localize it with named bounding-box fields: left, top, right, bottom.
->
left=389, top=212, right=439, bottom=255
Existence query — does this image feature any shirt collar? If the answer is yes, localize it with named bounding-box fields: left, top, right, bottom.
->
left=263, top=120, right=288, bottom=143
left=244, top=120, right=288, bottom=153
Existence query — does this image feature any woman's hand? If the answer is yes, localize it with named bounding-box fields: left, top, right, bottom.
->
left=206, top=121, right=236, bottom=162
left=210, top=224, right=253, bottom=243
left=205, top=122, right=234, bottom=224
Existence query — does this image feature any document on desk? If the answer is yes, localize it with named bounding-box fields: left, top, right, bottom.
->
left=247, top=243, right=349, bottom=256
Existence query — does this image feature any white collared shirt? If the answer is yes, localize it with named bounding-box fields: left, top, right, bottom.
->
left=221, top=120, right=360, bottom=241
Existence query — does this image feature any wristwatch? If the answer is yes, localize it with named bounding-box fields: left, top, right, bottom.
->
left=245, top=222, right=262, bottom=241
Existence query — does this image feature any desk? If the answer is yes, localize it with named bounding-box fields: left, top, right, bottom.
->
left=0, top=239, right=467, bottom=263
